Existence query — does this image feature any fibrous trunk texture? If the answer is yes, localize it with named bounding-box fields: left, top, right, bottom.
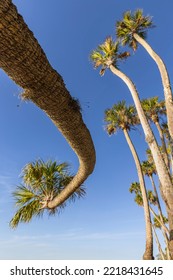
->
left=0, top=0, right=96, bottom=208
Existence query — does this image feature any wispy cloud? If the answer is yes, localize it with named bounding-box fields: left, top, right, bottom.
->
left=0, top=228, right=143, bottom=249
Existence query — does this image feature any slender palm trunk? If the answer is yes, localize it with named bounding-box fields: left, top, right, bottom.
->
left=109, top=64, right=173, bottom=258
left=133, top=33, right=173, bottom=141
left=150, top=206, right=171, bottom=259
left=149, top=175, right=169, bottom=235
left=123, top=129, right=153, bottom=260
left=0, top=0, right=96, bottom=208
left=152, top=224, right=165, bottom=260
left=155, top=121, right=169, bottom=168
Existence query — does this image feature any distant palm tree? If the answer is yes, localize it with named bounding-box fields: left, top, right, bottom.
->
left=90, top=38, right=173, bottom=252
left=116, top=9, right=173, bottom=141
left=105, top=101, right=154, bottom=260
left=10, top=160, right=86, bottom=228
left=141, top=160, right=171, bottom=259
left=141, top=97, right=169, bottom=167
left=0, top=0, right=95, bottom=209
left=142, top=161, right=169, bottom=232
left=129, top=182, right=167, bottom=259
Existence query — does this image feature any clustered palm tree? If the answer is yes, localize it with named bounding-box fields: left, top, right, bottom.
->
left=0, top=0, right=173, bottom=260
left=116, top=9, right=173, bottom=140
left=10, top=159, right=85, bottom=228
left=90, top=9, right=173, bottom=259
left=105, top=101, right=153, bottom=259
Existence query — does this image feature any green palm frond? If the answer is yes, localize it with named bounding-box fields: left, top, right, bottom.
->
left=147, top=190, right=157, bottom=205
left=141, top=96, right=166, bottom=123
left=10, top=159, right=86, bottom=228
left=129, top=182, right=141, bottom=194
left=104, top=100, right=139, bottom=133
left=135, top=193, right=143, bottom=206
left=129, top=182, right=143, bottom=207
left=141, top=160, right=157, bottom=177
left=12, top=185, right=38, bottom=207
left=10, top=199, right=43, bottom=228
left=90, top=37, right=129, bottom=75
left=153, top=215, right=168, bottom=228
left=116, top=9, right=154, bottom=50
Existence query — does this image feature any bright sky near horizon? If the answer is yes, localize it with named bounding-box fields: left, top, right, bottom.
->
left=0, top=0, right=173, bottom=260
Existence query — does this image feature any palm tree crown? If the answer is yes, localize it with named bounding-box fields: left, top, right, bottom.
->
left=141, top=160, right=157, bottom=177
left=141, top=97, right=166, bottom=124
left=116, top=9, right=154, bottom=50
left=104, top=100, right=139, bottom=134
left=90, top=37, right=130, bottom=76
left=10, top=159, right=85, bottom=228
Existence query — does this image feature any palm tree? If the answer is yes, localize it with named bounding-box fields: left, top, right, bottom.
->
left=116, top=9, right=173, bottom=141
left=142, top=159, right=171, bottom=258
left=141, top=97, right=169, bottom=167
left=0, top=1, right=96, bottom=209
left=129, top=182, right=167, bottom=259
left=10, top=159, right=86, bottom=228
left=90, top=37, right=173, bottom=258
left=105, top=101, right=154, bottom=259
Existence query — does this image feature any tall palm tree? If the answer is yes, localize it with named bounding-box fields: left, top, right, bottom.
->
left=0, top=0, right=96, bottom=208
left=116, top=9, right=173, bottom=141
left=105, top=101, right=154, bottom=259
left=10, top=159, right=86, bottom=228
left=141, top=97, right=169, bottom=167
left=90, top=37, right=173, bottom=258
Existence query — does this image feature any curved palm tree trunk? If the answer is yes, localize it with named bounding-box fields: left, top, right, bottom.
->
left=0, top=1, right=96, bottom=208
left=133, top=33, right=173, bottom=141
left=123, top=129, right=154, bottom=260
left=109, top=64, right=173, bottom=259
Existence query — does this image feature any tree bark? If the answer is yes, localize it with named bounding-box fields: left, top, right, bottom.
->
left=133, top=33, right=173, bottom=141
left=123, top=129, right=154, bottom=260
left=0, top=0, right=96, bottom=208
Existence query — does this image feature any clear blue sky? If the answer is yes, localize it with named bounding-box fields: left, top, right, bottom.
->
left=0, top=0, right=173, bottom=260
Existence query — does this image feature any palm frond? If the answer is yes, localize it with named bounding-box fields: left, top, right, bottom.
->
left=10, top=199, right=43, bottom=228
left=10, top=159, right=83, bottom=227
left=116, top=9, right=154, bottom=51
left=12, top=185, right=38, bottom=207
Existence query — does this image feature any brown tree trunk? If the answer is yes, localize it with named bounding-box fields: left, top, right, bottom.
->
left=0, top=0, right=96, bottom=208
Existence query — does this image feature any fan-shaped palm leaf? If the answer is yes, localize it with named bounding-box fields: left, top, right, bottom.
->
left=116, top=9, right=154, bottom=51
left=10, top=159, right=85, bottom=228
